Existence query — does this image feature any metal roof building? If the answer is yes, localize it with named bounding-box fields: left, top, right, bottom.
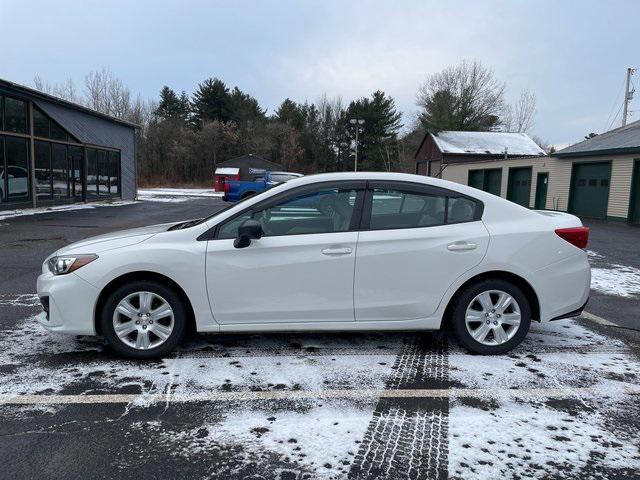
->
left=415, top=124, right=640, bottom=224
left=0, top=78, right=137, bottom=210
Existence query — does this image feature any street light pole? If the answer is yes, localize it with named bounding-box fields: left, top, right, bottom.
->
left=349, top=118, right=365, bottom=172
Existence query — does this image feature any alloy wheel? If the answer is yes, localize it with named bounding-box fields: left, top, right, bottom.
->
left=464, top=289, right=522, bottom=346
left=112, top=291, right=175, bottom=350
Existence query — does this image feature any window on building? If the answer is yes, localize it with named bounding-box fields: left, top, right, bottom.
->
left=0, top=137, right=4, bottom=202
left=52, top=144, right=69, bottom=198
left=108, top=151, right=120, bottom=195
left=3, top=97, right=28, bottom=134
left=97, top=150, right=109, bottom=195
left=87, top=148, right=98, bottom=198
left=68, top=146, right=84, bottom=199
left=49, top=121, right=68, bottom=141
left=35, top=141, right=52, bottom=199
left=4, top=137, right=30, bottom=201
left=369, top=188, right=446, bottom=230
left=32, top=107, right=75, bottom=142
left=33, top=108, right=49, bottom=137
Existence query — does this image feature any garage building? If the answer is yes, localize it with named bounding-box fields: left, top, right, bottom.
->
left=551, top=121, right=640, bottom=223
left=0, top=78, right=137, bottom=210
left=415, top=123, right=640, bottom=224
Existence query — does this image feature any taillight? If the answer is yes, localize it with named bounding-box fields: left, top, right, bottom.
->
left=223, top=181, right=230, bottom=194
left=555, top=227, right=589, bottom=249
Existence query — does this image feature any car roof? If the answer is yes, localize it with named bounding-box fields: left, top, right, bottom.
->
left=283, top=171, right=480, bottom=195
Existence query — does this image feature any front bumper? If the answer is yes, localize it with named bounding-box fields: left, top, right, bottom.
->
left=36, top=271, right=100, bottom=335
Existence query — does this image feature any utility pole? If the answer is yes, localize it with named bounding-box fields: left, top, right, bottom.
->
left=622, top=67, right=636, bottom=127
left=349, top=118, right=365, bottom=172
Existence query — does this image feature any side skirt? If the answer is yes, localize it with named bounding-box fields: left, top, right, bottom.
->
left=209, top=317, right=442, bottom=334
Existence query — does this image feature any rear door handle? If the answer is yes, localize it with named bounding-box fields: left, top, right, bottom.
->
left=321, top=247, right=353, bottom=256
left=447, top=241, right=477, bottom=251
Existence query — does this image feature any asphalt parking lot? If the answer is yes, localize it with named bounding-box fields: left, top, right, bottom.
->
left=1, top=193, right=639, bottom=480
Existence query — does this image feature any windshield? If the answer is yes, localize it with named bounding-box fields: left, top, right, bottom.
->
left=270, top=173, right=300, bottom=183
left=178, top=189, right=267, bottom=229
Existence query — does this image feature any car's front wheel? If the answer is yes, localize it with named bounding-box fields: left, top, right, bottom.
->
left=101, top=281, right=186, bottom=359
left=451, top=279, right=531, bottom=355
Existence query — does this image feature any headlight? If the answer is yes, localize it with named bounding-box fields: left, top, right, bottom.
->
left=47, top=254, right=98, bottom=275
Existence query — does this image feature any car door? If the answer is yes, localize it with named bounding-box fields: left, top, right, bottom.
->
left=205, top=181, right=365, bottom=325
left=354, top=182, right=489, bottom=322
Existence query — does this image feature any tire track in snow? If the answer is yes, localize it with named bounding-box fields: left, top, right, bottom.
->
left=348, top=333, right=449, bottom=480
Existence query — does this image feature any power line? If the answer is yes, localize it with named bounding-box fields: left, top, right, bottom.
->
left=604, top=76, right=626, bottom=131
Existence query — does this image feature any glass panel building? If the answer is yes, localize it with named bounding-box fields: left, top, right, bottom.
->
left=0, top=78, right=137, bottom=208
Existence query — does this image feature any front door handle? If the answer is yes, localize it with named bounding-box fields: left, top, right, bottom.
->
left=447, top=241, right=477, bottom=252
left=321, top=247, right=353, bottom=256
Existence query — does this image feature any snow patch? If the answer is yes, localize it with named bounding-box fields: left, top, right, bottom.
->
left=449, top=319, right=640, bottom=478
left=449, top=401, right=639, bottom=479
left=0, top=314, right=397, bottom=399
left=138, top=188, right=223, bottom=198
left=432, top=131, right=545, bottom=156
left=591, top=265, right=640, bottom=297
left=0, top=200, right=138, bottom=221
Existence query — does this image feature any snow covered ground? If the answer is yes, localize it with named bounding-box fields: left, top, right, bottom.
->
left=0, top=294, right=638, bottom=479
left=0, top=200, right=138, bottom=221
left=137, top=188, right=223, bottom=203
left=588, top=250, right=640, bottom=297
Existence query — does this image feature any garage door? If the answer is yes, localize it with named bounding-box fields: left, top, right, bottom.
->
left=507, top=167, right=532, bottom=207
left=570, top=162, right=611, bottom=219
left=468, top=168, right=502, bottom=196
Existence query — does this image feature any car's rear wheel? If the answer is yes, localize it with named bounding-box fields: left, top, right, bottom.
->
left=101, top=281, right=186, bottom=359
left=451, top=279, right=531, bottom=355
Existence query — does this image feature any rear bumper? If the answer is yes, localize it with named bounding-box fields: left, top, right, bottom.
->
left=533, top=252, right=591, bottom=322
left=36, top=271, right=99, bottom=335
left=549, top=298, right=589, bottom=321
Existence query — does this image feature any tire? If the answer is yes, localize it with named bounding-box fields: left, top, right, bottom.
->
left=101, top=280, right=186, bottom=359
left=451, top=279, right=531, bottom=355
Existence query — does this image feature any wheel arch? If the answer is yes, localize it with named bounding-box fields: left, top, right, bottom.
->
left=94, top=271, right=197, bottom=336
left=441, top=270, right=541, bottom=328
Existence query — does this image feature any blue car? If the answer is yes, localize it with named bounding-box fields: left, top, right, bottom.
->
left=223, top=170, right=303, bottom=202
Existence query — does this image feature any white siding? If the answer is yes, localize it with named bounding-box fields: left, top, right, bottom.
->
left=438, top=154, right=637, bottom=219
left=607, top=156, right=635, bottom=218
left=441, top=157, right=557, bottom=208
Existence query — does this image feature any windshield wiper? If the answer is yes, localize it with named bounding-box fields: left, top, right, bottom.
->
left=168, top=218, right=204, bottom=231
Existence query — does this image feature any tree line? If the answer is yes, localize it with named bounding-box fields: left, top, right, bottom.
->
left=34, top=61, right=547, bottom=186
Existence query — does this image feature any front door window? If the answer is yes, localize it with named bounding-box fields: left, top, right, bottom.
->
left=218, top=186, right=360, bottom=239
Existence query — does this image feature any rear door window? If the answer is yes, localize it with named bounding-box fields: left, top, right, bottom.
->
left=366, top=184, right=481, bottom=230
left=369, top=188, right=446, bottom=230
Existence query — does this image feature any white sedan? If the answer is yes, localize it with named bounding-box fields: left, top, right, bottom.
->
left=37, top=172, right=591, bottom=359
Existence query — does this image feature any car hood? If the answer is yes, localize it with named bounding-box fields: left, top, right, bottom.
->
left=56, top=222, right=176, bottom=255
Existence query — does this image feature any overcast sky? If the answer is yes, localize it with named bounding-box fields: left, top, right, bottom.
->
left=0, top=0, right=638, bottom=146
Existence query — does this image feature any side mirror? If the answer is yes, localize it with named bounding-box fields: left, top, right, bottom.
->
left=234, top=219, right=263, bottom=248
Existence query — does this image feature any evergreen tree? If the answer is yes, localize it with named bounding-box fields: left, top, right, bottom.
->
left=155, top=86, right=189, bottom=121
left=228, top=87, right=266, bottom=125
left=191, top=78, right=232, bottom=126
left=345, top=90, right=403, bottom=171
left=274, top=99, right=307, bottom=130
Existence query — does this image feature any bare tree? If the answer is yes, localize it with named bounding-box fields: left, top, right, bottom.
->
left=84, top=67, right=134, bottom=119
left=530, top=135, right=554, bottom=154
left=417, top=60, right=506, bottom=131
left=33, top=75, right=79, bottom=102
left=512, top=89, right=536, bottom=133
